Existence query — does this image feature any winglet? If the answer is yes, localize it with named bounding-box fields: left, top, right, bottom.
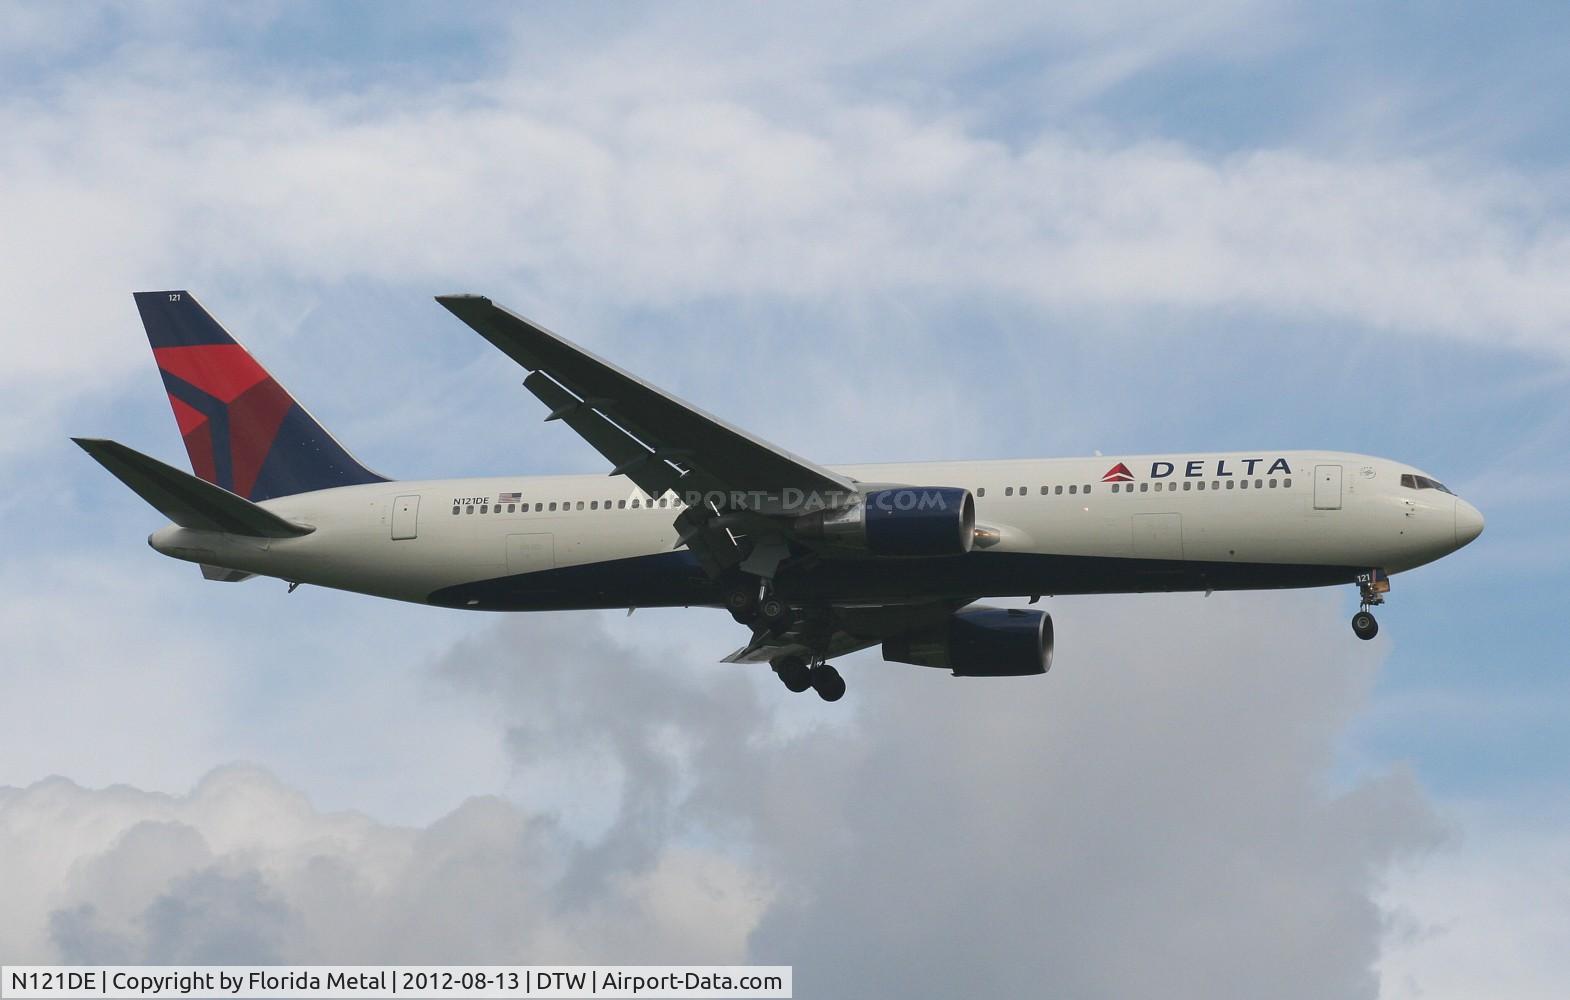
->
left=73, top=437, right=314, bottom=538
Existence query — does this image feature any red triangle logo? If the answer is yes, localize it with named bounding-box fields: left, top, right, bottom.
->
left=1101, top=462, right=1135, bottom=482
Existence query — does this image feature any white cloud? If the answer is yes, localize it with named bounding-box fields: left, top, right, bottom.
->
left=0, top=546, right=511, bottom=826
left=1379, top=807, right=1570, bottom=1000
left=1, top=591, right=1445, bottom=996
left=0, top=557, right=232, bottom=795
left=3, top=1, right=1569, bottom=460
left=0, top=765, right=767, bottom=963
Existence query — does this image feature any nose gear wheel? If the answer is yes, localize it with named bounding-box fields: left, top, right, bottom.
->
left=1351, top=569, right=1388, bottom=640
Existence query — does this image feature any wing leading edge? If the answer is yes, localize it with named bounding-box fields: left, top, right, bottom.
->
left=435, top=295, right=855, bottom=505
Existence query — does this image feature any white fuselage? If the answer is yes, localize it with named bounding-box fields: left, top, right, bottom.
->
left=148, top=450, right=1482, bottom=610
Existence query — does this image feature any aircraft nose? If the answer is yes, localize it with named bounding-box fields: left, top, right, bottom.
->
left=1455, top=497, right=1484, bottom=548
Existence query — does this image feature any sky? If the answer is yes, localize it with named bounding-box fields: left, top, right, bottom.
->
left=1, top=2, right=1567, bottom=996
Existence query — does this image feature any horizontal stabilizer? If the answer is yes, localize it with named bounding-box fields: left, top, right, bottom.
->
left=72, top=438, right=314, bottom=538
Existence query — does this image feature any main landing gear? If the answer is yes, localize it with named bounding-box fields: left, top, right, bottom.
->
left=772, top=654, right=846, bottom=702
left=1351, top=569, right=1389, bottom=641
left=728, top=575, right=842, bottom=700
left=726, top=580, right=793, bottom=632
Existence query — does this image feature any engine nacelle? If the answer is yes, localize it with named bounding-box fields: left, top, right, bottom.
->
left=793, top=487, right=975, bottom=557
left=882, top=607, right=1053, bottom=677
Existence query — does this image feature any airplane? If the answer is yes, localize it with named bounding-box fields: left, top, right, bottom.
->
left=75, top=291, right=1484, bottom=702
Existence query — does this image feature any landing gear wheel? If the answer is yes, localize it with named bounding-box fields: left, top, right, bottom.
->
left=773, top=655, right=812, bottom=693
left=1351, top=610, right=1379, bottom=641
left=759, top=596, right=790, bottom=630
left=810, top=663, right=846, bottom=702
left=726, top=583, right=760, bottom=624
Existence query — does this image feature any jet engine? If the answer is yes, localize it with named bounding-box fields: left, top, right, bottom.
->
left=882, top=606, right=1053, bottom=676
left=793, top=487, right=975, bottom=557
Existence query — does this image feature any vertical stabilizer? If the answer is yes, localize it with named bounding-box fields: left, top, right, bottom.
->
left=133, top=291, right=388, bottom=501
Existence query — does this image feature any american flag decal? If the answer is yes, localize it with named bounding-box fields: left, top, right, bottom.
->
left=498, top=491, right=522, bottom=503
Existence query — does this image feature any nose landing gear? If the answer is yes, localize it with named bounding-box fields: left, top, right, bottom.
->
left=1351, top=569, right=1389, bottom=641
left=1351, top=610, right=1379, bottom=640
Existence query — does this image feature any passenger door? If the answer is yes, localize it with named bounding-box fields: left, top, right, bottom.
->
left=1313, top=465, right=1343, bottom=510
left=391, top=495, right=420, bottom=540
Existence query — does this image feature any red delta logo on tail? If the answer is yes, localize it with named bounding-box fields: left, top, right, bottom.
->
left=1101, top=462, right=1135, bottom=483
left=134, top=290, right=387, bottom=502
left=155, top=343, right=295, bottom=501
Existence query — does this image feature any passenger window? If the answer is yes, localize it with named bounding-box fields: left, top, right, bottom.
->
left=1069, top=484, right=1077, bottom=495
left=1083, top=485, right=1091, bottom=493
left=535, top=502, right=543, bottom=512
left=549, top=502, right=557, bottom=511
left=1054, top=485, right=1063, bottom=495
left=590, top=501, right=599, bottom=510
left=618, top=500, right=627, bottom=509
left=505, top=503, right=514, bottom=512
left=1283, top=478, right=1292, bottom=488
left=480, top=504, right=488, bottom=513
left=1197, top=481, right=1206, bottom=491
left=1019, top=485, right=1027, bottom=495
left=1268, top=479, right=1277, bottom=489
left=659, top=498, right=668, bottom=508
left=1255, top=479, right=1263, bottom=489
left=1140, top=483, right=1149, bottom=493
left=1226, top=481, right=1234, bottom=490
left=977, top=488, right=986, bottom=498
left=1005, top=487, right=1014, bottom=497
left=1212, top=481, right=1220, bottom=491
left=452, top=505, right=460, bottom=515
left=1111, top=483, right=1119, bottom=493
left=466, top=505, right=474, bottom=514
left=1040, top=486, right=1048, bottom=495
left=576, top=501, right=585, bottom=510
left=1240, top=480, right=1248, bottom=490
left=1183, top=482, right=1191, bottom=491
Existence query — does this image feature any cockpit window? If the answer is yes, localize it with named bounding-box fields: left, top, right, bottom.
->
left=1400, top=473, right=1454, bottom=495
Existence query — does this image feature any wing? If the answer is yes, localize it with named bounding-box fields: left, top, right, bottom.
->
left=436, top=295, right=854, bottom=503
left=437, top=294, right=859, bottom=578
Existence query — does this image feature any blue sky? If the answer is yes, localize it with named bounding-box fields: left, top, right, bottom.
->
left=2, top=2, right=1567, bottom=994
